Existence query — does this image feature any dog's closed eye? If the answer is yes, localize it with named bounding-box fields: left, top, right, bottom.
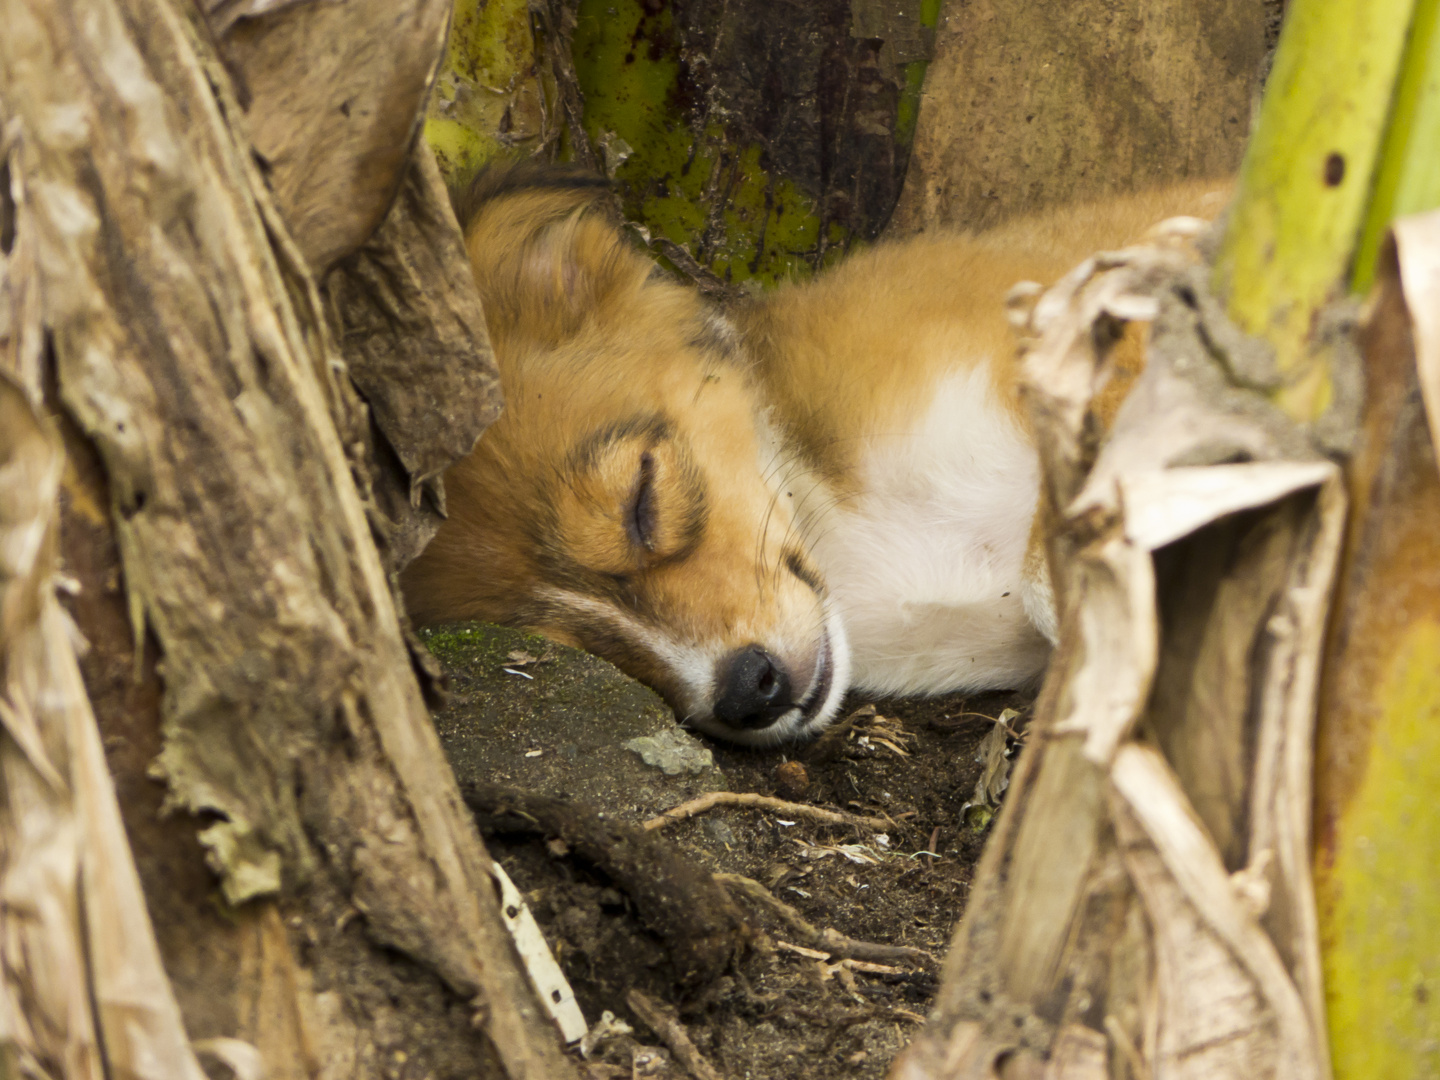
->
left=628, top=451, right=658, bottom=551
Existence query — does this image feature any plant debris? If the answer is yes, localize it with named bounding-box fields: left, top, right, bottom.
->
left=960, top=707, right=1020, bottom=828
left=643, top=791, right=892, bottom=833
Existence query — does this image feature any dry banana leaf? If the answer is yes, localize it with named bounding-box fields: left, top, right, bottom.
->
left=216, top=0, right=453, bottom=274
left=323, top=141, right=502, bottom=570
left=0, top=379, right=208, bottom=1080
left=892, top=228, right=1341, bottom=1080
left=215, top=0, right=504, bottom=573
left=0, top=0, right=569, bottom=1074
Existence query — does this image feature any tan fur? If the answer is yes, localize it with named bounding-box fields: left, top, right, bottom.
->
left=402, top=168, right=1228, bottom=742
left=737, top=180, right=1228, bottom=484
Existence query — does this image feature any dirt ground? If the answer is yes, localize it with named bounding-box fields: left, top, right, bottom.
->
left=430, top=624, right=1034, bottom=1080
left=570, top=697, right=1027, bottom=1080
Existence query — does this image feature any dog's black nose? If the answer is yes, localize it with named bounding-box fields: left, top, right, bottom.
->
left=714, top=646, right=792, bottom=729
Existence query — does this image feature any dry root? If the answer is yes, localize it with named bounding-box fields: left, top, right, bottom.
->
left=715, top=872, right=938, bottom=974
left=643, top=792, right=891, bottom=833
left=463, top=783, right=750, bottom=987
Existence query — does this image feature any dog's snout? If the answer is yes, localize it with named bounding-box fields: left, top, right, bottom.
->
left=714, top=646, right=792, bottom=729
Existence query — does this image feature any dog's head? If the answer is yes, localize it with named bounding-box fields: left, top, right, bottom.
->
left=402, top=165, right=849, bottom=743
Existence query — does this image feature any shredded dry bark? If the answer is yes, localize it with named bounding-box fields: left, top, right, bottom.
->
left=324, top=141, right=503, bottom=569
left=0, top=379, right=208, bottom=1080
left=891, top=228, right=1342, bottom=1080
left=1, top=0, right=566, bottom=1075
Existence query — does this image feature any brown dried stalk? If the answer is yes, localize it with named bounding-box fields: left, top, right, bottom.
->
left=643, top=792, right=891, bottom=832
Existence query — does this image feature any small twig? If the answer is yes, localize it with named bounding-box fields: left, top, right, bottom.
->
left=714, top=873, right=939, bottom=973
left=833, top=958, right=905, bottom=976
left=775, top=939, right=830, bottom=961
left=626, top=990, right=730, bottom=1080
left=646, top=237, right=735, bottom=301
left=775, top=942, right=904, bottom=977
left=642, top=792, right=890, bottom=832
left=928, top=710, right=1025, bottom=737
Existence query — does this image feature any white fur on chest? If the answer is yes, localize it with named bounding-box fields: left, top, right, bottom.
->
left=776, top=366, right=1051, bottom=697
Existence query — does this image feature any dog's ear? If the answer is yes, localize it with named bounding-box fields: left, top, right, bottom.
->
left=458, top=163, right=652, bottom=349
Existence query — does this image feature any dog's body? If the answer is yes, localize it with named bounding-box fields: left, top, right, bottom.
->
left=402, top=168, right=1225, bottom=743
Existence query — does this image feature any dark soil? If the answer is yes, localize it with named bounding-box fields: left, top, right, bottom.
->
left=468, top=681, right=1033, bottom=1080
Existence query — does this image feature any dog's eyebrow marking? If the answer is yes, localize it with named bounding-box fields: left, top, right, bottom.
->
left=564, top=413, right=670, bottom=478
left=783, top=550, right=825, bottom=595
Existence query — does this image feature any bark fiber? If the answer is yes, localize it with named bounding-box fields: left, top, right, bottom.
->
left=0, top=0, right=565, bottom=1076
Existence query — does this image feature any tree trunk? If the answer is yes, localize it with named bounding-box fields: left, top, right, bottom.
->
left=0, top=0, right=572, bottom=1077
left=888, top=0, right=1273, bottom=237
